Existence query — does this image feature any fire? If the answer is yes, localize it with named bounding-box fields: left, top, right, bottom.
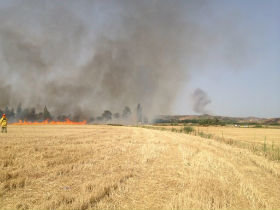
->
left=12, top=119, right=87, bottom=125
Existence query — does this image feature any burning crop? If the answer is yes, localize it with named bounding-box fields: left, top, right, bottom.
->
left=11, top=119, right=86, bottom=125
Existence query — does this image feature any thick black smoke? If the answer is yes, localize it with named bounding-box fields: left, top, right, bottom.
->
left=192, top=88, right=211, bottom=114
left=0, top=0, right=252, bottom=118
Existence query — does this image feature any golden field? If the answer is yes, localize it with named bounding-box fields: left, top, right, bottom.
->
left=150, top=125, right=280, bottom=161
left=1, top=125, right=280, bottom=210
left=153, top=125, right=280, bottom=144
left=193, top=126, right=280, bottom=145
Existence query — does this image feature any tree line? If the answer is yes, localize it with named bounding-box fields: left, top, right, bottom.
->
left=0, top=104, right=146, bottom=123
left=153, top=118, right=226, bottom=126
left=0, top=104, right=54, bottom=122
left=153, top=117, right=279, bottom=126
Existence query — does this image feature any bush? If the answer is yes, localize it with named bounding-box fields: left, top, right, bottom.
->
left=171, top=128, right=177, bottom=132
left=183, top=126, right=194, bottom=134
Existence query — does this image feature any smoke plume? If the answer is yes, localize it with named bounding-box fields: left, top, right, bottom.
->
left=0, top=0, right=252, bottom=118
left=192, top=88, right=211, bottom=114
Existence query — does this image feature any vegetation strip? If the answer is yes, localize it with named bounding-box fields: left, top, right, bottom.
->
left=139, top=125, right=280, bottom=162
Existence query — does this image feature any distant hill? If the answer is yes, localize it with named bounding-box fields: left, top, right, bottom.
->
left=153, top=115, right=280, bottom=125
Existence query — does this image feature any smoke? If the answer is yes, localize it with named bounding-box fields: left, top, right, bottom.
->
left=0, top=0, right=252, bottom=118
left=192, top=88, right=211, bottom=114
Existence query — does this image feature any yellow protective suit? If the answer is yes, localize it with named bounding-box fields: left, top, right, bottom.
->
left=0, top=116, right=8, bottom=133
left=0, top=116, right=7, bottom=127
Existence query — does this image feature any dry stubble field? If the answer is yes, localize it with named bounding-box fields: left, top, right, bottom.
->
left=153, top=125, right=280, bottom=145
left=1, top=125, right=280, bottom=210
left=188, top=126, right=280, bottom=145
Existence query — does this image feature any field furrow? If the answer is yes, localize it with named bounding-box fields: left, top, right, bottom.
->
left=0, top=125, right=280, bottom=210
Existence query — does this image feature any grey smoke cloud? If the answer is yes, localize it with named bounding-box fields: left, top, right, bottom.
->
left=192, top=88, right=211, bottom=114
left=0, top=0, right=252, bottom=118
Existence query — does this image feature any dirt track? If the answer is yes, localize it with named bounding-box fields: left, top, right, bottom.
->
left=1, top=125, right=280, bottom=209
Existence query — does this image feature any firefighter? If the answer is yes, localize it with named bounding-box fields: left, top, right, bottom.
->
left=0, top=114, right=8, bottom=133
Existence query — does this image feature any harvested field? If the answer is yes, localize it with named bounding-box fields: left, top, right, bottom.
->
left=153, top=125, right=280, bottom=145
left=149, top=125, right=280, bottom=161
left=1, top=125, right=280, bottom=210
left=193, top=126, right=280, bottom=145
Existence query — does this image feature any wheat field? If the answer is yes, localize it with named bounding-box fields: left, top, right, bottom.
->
left=193, top=126, right=280, bottom=145
left=1, top=125, right=280, bottom=210
left=153, top=125, right=280, bottom=145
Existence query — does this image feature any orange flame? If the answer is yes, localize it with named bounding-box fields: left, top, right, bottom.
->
left=12, top=118, right=87, bottom=125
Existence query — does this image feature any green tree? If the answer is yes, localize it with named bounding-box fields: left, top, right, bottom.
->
left=16, top=103, right=22, bottom=119
left=102, top=110, right=112, bottom=121
left=137, top=104, right=142, bottom=123
left=43, top=106, right=52, bottom=120
left=122, top=106, right=131, bottom=119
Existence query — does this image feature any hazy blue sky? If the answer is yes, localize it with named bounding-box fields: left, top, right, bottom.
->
left=174, top=0, right=280, bottom=118
left=0, top=0, right=279, bottom=118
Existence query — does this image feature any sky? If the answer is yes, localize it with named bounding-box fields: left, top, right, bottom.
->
left=0, top=0, right=279, bottom=118
left=174, top=0, right=280, bottom=118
